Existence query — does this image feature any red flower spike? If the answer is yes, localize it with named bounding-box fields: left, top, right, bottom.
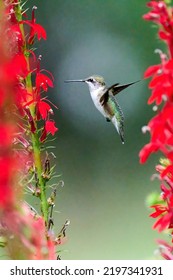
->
left=140, top=2, right=173, bottom=255
left=0, top=0, right=60, bottom=260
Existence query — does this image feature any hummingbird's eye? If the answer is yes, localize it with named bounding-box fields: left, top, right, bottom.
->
left=88, top=78, right=94, bottom=83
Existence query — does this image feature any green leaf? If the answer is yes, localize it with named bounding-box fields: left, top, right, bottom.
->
left=164, top=0, right=172, bottom=4
left=145, top=192, right=163, bottom=208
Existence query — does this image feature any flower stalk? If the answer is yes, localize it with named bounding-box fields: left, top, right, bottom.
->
left=15, top=1, right=49, bottom=225
left=0, top=0, right=68, bottom=259
left=140, top=0, right=173, bottom=259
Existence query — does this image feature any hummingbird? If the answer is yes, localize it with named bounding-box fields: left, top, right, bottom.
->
left=65, top=75, right=138, bottom=144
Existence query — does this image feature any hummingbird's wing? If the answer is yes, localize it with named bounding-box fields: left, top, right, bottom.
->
left=109, top=81, right=138, bottom=96
left=99, top=83, right=119, bottom=105
left=100, top=81, right=139, bottom=105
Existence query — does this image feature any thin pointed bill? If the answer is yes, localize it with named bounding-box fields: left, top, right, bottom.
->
left=64, top=79, right=85, bottom=83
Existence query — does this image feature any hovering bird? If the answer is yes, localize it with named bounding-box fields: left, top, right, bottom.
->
left=65, top=75, right=138, bottom=144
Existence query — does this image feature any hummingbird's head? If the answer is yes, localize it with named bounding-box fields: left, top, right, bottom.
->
left=85, top=75, right=106, bottom=91
left=64, top=75, right=106, bottom=92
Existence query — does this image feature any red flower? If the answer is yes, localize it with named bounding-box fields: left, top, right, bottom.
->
left=143, top=1, right=169, bottom=26
left=139, top=143, right=159, bottom=163
left=45, top=120, right=58, bottom=136
left=144, top=51, right=173, bottom=105
left=157, top=239, right=173, bottom=260
left=150, top=203, right=173, bottom=232
left=28, top=22, right=47, bottom=44
left=3, top=205, right=56, bottom=259
left=0, top=124, right=14, bottom=147
left=0, top=157, right=14, bottom=207
left=161, top=164, right=173, bottom=178
left=40, top=120, right=58, bottom=142
left=36, top=73, right=54, bottom=92
left=38, top=100, right=51, bottom=119
left=8, top=54, right=29, bottom=79
left=22, top=6, right=47, bottom=45
left=139, top=101, right=173, bottom=163
left=7, top=24, right=24, bottom=50
left=144, top=64, right=160, bottom=78
left=143, top=1, right=173, bottom=56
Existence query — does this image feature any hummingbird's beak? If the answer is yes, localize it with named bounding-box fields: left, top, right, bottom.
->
left=64, top=79, right=85, bottom=83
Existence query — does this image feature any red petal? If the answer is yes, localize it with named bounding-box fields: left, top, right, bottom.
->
left=147, top=86, right=164, bottom=104
left=40, top=128, right=47, bottom=142
left=161, top=165, right=173, bottom=178
left=36, top=73, right=53, bottom=92
left=22, top=20, right=47, bottom=43
left=38, top=101, right=51, bottom=119
left=149, top=74, right=167, bottom=88
left=6, top=54, right=29, bottom=79
left=153, top=213, right=172, bottom=232
left=150, top=205, right=167, bottom=218
left=144, top=65, right=160, bottom=78
left=45, top=120, right=58, bottom=136
left=0, top=157, right=14, bottom=207
left=33, top=23, right=47, bottom=40
left=159, top=30, right=170, bottom=40
left=139, top=142, right=159, bottom=163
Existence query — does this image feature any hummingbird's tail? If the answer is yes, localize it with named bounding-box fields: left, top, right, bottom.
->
left=111, top=102, right=124, bottom=144
left=119, top=129, right=125, bottom=144
left=111, top=115, right=124, bottom=144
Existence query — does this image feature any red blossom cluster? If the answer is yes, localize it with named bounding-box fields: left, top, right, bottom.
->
left=0, top=3, right=18, bottom=210
left=0, top=1, right=63, bottom=259
left=140, top=0, right=173, bottom=259
left=143, top=0, right=173, bottom=57
left=3, top=204, right=56, bottom=259
left=7, top=3, right=57, bottom=138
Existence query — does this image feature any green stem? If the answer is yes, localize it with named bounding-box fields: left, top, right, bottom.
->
left=31, top=127, right=49, bottom=225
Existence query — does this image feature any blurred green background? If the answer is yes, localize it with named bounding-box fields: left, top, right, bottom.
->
left=27, top=0, right=164, bottom=259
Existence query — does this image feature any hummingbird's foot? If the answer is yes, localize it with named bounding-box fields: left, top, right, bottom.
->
left=106, top=118, right=111, bottom=122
